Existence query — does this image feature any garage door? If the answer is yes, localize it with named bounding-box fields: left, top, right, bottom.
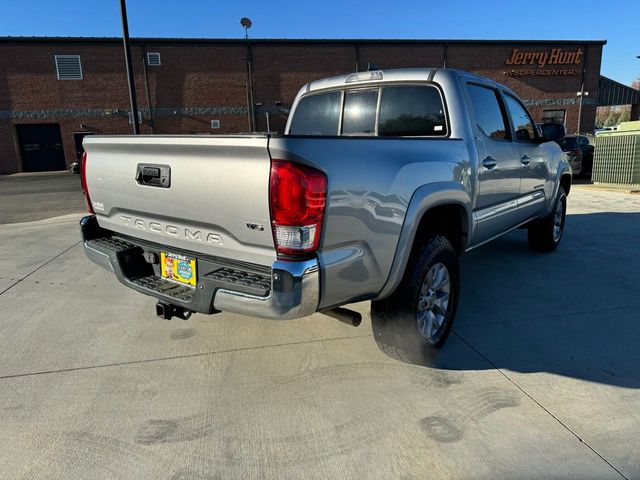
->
left=16, top=124, right=67, bottom=172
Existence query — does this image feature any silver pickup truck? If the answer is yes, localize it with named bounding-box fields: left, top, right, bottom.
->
left=80, top=68, right=571, bottom=353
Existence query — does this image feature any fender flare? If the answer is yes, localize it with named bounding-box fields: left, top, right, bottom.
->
left=548, top=159, right=572, bottom=215
left=376, top=181, right=472, bottom=300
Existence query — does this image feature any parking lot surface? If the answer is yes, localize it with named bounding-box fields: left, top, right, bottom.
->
left=1, top=175, right=639, bottom=479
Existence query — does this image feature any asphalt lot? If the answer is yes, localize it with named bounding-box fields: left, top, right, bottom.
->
left=0, top=172, right=84, bottom=224
left=1, top=173, right=639, bottom=479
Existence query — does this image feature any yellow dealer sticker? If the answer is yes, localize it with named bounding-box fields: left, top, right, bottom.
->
left=160, top=251, right=197, bottom=287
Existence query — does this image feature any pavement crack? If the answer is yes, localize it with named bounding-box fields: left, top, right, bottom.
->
left=0, top=333, right=373, bottom=381
left=0, top=241, right=80, bottom=297
left=452, top=330, right=629, bottom=480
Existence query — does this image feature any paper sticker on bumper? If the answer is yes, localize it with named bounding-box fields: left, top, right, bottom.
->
left=160, top=252, right=197, bottom=286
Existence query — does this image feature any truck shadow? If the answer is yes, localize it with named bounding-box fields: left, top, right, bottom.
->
left=371, top=211, right=640, bottom=388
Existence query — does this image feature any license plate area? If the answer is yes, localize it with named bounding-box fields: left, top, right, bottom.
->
left=160, top=251, right=197, bottom=287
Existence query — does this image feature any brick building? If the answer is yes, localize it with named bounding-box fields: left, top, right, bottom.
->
left=0, top=37, right=611, bottom=174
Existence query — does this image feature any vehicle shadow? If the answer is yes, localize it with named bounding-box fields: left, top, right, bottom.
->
left=371, top=211, right=640, bottom=388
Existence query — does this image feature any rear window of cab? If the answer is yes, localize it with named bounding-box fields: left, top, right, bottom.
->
left=288, top=85, right=448, bottom=137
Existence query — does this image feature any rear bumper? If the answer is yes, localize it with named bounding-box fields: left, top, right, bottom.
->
left=80, top=215, right=319, bottom=320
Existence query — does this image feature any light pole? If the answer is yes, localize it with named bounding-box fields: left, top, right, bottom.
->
left=241, top=17, right=256, bottom=132
left=576, top=87, right=589, bottom=134
left=120, top=0, right=139, bottom=134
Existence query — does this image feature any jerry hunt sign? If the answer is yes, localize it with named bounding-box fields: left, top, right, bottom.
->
left=504, top=48, right=584, bottom=76
left=506, top=48, right=584, bottom=68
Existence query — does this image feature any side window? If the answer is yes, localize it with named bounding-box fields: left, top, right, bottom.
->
left=504, top=94, right=536, bottom=142
left=342, top=89, right=378, bottom=135
left=289, top=91, right=341, bottom=135
left=467, top=84, right=509, bottom=141
left=378, top=86, right=447, bottom=136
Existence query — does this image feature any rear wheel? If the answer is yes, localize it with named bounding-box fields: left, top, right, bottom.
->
left=371, top=236, right=460, bottom=362
left=527, top=187, right=566, bottom=252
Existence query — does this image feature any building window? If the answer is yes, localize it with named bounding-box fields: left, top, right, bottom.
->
left=54, top=55, right=83, bottom=80
left=542, top=109, right=566, bottom=124
left=147, top=52, right=161, bottom=66
left=128, top=111, right=143, bottom=124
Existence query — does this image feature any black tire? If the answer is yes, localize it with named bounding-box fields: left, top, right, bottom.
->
left=371, top=236, right=460, bottom=363
left=527, top=187, right=567, bottom=253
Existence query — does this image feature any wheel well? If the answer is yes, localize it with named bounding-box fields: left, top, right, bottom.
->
left=410, top=204, right=468, bottom=260
left=560, top=174, right=571, bottom=196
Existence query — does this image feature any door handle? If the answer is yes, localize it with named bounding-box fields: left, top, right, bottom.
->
left=521, top=155, right=531, bottom=166
left=482, top=157, right=498, bottom=169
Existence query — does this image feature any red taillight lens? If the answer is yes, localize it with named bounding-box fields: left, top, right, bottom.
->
left=80, top=151, right=95, bottom=214
left=269, top=160, right=327, bottom=256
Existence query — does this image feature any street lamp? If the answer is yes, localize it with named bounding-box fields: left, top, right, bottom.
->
left=241, top=17, right=255, bottom=132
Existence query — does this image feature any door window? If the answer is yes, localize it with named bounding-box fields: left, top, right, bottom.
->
left=504, top=94, right=536, bottom=142
left=467, top=84, right=509, bottom=141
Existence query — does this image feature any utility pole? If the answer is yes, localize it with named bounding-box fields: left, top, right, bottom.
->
left=241, top=17, right=255, bottom=132
left=120, top=0, right=140, bottom=134
left=577, top=86, right=589, bottom=134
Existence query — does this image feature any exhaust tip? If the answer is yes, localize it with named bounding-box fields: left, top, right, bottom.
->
left=321, top=307, right=362, bottom=327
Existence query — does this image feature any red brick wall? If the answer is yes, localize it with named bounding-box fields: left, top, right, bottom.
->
left=0, top=39, right=604, bottom=174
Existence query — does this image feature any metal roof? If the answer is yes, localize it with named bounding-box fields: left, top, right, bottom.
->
left=598, top=76, right=640, bottom=106
left=0, top=36, right=608, bottom=46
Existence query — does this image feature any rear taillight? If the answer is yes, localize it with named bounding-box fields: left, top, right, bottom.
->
left=80, top=151, right=95, bottom=214
left=269, top=160, right=327, bottom=256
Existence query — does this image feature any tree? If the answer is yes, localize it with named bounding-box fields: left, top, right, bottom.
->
left=603, top=111, right=619, bottom=127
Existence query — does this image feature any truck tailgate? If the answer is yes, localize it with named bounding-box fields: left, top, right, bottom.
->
left=83, top=135, right=276, bottom=266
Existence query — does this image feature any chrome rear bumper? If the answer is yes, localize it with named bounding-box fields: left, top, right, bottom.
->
left=81, top=215, right=319, bottom=320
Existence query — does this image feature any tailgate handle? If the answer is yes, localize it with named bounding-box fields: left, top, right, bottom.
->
left=136, top=164, right=171, bottom=188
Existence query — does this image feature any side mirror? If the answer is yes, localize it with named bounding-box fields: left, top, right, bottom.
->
left=70, top=162, right=81, bottom=174
left=540, top=122, right=566, bottom=142
left=515, top=129, right=531, bottom=141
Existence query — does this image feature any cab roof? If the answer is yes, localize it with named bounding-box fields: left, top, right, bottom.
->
left=304, top=67, right=507, bottom=93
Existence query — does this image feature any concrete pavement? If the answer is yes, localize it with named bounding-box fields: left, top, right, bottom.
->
left=0, top=179, right=639, bottom=479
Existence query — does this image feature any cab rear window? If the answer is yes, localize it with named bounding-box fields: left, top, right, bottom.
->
left=379, top=86, right=447, bottom=136
left=342, top=89, right=378, bottom=135
left=289, top=84, right=447, bottom=137
left=288, top=91, right=341, bottom=135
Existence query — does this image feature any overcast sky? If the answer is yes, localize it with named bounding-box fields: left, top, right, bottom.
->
left=1, top=0, right=638, bottom=85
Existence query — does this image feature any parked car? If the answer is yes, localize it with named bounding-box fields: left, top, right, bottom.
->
left=78, top=68, right=571, bottom=354
left=574, top=135, right=594, bottom=176
left=555, top=136, right=583, bottom=176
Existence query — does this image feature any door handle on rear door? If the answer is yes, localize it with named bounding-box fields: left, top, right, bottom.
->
left=482, top=157, right=498, bottom=169
left=521, top=155, right=531, bottom=166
